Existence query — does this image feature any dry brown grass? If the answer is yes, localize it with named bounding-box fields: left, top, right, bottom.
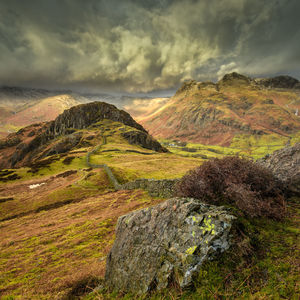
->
left=0, top=185, right=163, bottom=299
left=176, top=156, right=286, bottom=219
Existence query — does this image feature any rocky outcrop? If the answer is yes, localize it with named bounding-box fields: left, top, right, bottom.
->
left=105, top=197, right=236, bottom=294
left=121, top=130, right=168, bottom=153
left=257, top=75, right=299, bottom=89
left=43, top=132, right=83, bottom=157
left=258, top=143, right=300, bottom=195
left=48, top=101, right=146, bottom=136
left=0, top=136, right=21, bottom=149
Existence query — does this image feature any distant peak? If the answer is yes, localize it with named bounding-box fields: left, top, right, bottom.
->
left=175, top=80, right=216, bottom=96
left=218, top=72, right=253, bottom=86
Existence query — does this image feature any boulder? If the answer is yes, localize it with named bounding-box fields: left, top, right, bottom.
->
left=105, top=197, right=236, bottom=294
left=258, top=143, right=300, bottom=195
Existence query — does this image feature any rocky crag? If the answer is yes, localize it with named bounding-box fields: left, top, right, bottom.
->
left=105, top=197, right=236, bottom=294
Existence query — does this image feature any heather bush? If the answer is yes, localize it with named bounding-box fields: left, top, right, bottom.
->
left=176, top=156, right=285, bottom=219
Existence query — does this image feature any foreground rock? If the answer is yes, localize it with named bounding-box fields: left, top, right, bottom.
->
left=105, top=197, right=236, bottom=294
left=258, top=143, right=300, bottom=195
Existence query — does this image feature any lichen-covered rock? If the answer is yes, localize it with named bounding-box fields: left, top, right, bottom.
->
left=258, top=143, right=300, bottom=195
left=105, top=197, right=236, bottom=294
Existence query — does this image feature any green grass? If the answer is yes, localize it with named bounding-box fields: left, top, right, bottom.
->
left=163, top=131, right=300, bottom=161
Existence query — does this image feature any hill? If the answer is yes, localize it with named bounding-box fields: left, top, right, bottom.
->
left=0, top=101, right=205, bottom=298
left=0, top=86, right=88, bottom=138
left=130, top=73, right=300, bottom=149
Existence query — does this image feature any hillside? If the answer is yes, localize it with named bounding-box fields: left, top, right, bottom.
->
left=131, top=73, right=300, bottom=148
left=0, top=100, right=299, bottom=299
left=0, top=101, right=205, bottom=298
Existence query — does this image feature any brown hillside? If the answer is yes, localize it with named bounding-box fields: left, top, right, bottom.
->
left=130, top=73, right=300, bottom=146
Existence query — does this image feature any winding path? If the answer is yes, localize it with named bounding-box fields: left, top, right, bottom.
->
left=86, top=134, right=122, bottom=190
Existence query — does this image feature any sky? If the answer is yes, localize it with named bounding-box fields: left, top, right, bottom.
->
left=0, top=0, right=300, bottom=94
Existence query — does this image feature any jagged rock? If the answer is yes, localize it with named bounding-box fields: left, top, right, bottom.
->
left=105, top=197, right=236, bottom=294
left=175, top=80, right=198, bottom=96
left=258, top=143, right=300, bottom=195
left=257, top=75, right=299, bottom=89
left=49, top=101, right=146, bottom=136
left=0, top=136, right=21, bottom=149
left=121, top=130, right=168, bottom=153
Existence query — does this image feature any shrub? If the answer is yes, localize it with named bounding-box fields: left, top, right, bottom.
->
left=175, top=156, right=286, bottom=219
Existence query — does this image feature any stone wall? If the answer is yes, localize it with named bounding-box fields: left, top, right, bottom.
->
left=120, top=178, right=178, bottom=198
left=86, top=135, right=178, bottom=197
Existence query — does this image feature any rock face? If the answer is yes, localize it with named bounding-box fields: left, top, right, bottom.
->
left=49, top=101, right=146, bottom=136
left=105, top=197, right=236, bottom=294
left=258, top=143, right=300, bottom=195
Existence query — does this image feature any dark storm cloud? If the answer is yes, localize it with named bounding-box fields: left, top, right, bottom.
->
left=0, top=0, right=299, bottom=92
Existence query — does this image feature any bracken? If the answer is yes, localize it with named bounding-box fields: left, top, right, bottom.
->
left=175, top=156, right=286, bottom=219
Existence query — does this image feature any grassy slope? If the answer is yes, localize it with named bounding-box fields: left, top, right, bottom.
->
left=162, top=131, right=300, bottom=160
left=0, top=120, right=202, bottom=299
left=0, top=119, right=298, bottom=299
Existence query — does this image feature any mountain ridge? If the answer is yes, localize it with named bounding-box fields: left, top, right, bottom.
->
left=131, top=72, right=300, bottom=146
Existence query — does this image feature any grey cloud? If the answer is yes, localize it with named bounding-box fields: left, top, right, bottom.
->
left=0, top=0, right=299, bottom=92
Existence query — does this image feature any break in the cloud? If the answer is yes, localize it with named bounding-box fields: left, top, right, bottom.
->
left=0, top=0, right=299, bottom=93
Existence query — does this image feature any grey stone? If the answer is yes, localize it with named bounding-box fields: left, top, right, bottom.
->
left=105, top=197, right=236, bottom=294
left=258, top=143, right=300, bottom=195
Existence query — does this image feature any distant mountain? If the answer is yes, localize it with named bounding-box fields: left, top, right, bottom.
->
left=0, top=86, right=87, bottom=137
left=132, top=73, right=300, bottom=146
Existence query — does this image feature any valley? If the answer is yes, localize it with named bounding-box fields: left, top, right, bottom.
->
left=0, top=75, right=299, bottom=299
